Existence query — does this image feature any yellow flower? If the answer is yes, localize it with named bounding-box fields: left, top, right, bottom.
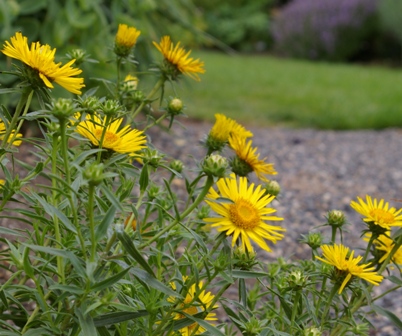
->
left=205, top=174, right=285, bottom=252
left=0, top=120, right=22, bottom=146
left=209, top=114, right=253, bottom=143
left=364, top=232, right=402, bottom=265
left=229, top=135, right=277, bottom=182
left=2, top=32, right=85, bottom=94
left=316, top=244, right=383, bottom=294
left=153, top=36, right=205, bottom=81
left=350, top=195, right=402, bottom=230
left=114, top=24, right=141, bottom=57
left=75, top=114, right=146, bottom=154
left=168, top=277, right=217, bottom=336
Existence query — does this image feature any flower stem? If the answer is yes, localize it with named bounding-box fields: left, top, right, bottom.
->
left=321, top=283, right=339, bottom=329
left=139, top=175, right=213, bottom=249
left=88, top=184, right=97, bottom=262
left=290, top=290, right=301, bottom=332
left=129, top=77, right=165, bottom=122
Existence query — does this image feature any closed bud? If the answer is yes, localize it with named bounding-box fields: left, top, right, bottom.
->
left=142, top=148, right=165, bottom=168
left=349, top=322, right=370, bottom=335
left=263, top=180, right=281, bottom=197
left=100, top=99, right=121, bottom=116
left=304, top=327, right=322, bottom=336
left=51, top=98, right=75, bottom=120
left=79, top=96, right=100, bottom=114
left=83, top=162, right=105, bottom=186
left=196, top=205, right=210, bottom=220
left=202, top=154, right=228, bottom=178
left=301, top=232, right=324, bottom=250
left=65, top=49, right=91, bottom=67
left=230, top=155, right=253, bottom=178
left=169, top=159, right=184, bottom=173
left=233, top=245, right=257, bottom=270
left=286, top=269, right=308, bottom=290
left=167, top=97, right=184, bottom=115
left=326, top=209, right=347, bottom=228
left=121, top=75, right=139, bottom=92
left=241, top=316, right=264, bottom=336
left=147, top=184, right=160, bottom=200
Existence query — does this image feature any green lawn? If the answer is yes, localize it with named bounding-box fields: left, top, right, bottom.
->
left=172, top=51, right=402, bottom=129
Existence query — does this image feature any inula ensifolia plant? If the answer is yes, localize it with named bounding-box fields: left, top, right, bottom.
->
left=0, top=24, right=401, bottom=336
left=272, top=0, right=379, bottom=61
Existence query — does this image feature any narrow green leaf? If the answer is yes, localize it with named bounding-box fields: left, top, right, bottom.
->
left=0, top=290, right=8, bottom=309
left=232, top=270, right=269, bottom=279
left=99, top=184, right=124, bottom=211
left=95, top=205, right=116, bottom=241
left=129, top=267, right=180, bottom=298
left=372, top=304, right=402, bottom=330
left=0, top=227, right=24, bottom=237
left=90, top=268, right=130, bottom=292
left=115, top=227, right=155, bottom=277
left=30, top=194, right=77, bottom=233
left=139, top=164, right=149, bottom=192
left=387, top=275, right=402, bottom=286
left=25, top=244, right=86, bottom=278
left=93, top=311, right=148, bottom=326
left=73, top=149, right=103, bottom=165
left=181, top=312, right=226, bottom=336
left=76, top=307, right=97, bottom=335
left=49, top=284, right=85, bottom=295
left=239, top=278, right=247, bottom=308
left=164, top=179, right=180, bottom=220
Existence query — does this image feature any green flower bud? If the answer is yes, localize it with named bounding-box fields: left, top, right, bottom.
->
left=169, top=159, right=184, bottom=174
left=202, top=154, right=228, bottom=178
left=326, top=209, right=347, bottom=227
left=196, top=205, right=210, bottom=220
left=286, top=269, right=308, bottom=290
left=51, top=98, right=76, bottom=120
left=300, top=232, right=324, bottom=250
left=121, top=75, right=139, bottom=92
left=233, top=245, right=257, bottom=270
left=133, top=90, right=145, bottom=103
left=167, top=97, right=184, bottom=115
left=349, top=322, right=370, bottom=335
left=241, top=316, right=264, bottom=336
left=263, top=180, right=281, bottom=197
left=100, top=99, right=122, bottom=116
left=79, top=96, right=100, bottom=114
left=230, top=155, right=253, bottom=178
left=84, top=162, right=105, bottom=186
left=142, top=148, right=165, bottom=168
left=304, top=327, right=322, bottom=336
left=65, top=49, right=90, bottom=67
left=147, top=184, right=160, bottom=200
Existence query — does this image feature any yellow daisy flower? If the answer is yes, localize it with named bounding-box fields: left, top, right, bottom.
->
left=364, top=232, right=402, bottom=265
left=350, top=195, right=402, bottom=230
left=0, top=120, right=22, bottom=146
left=206, top=114, right=253, bottom=153
left=316, top=244, right=383, bottom=294
left=2, top=32, right=85, bottom=94
left=75, top=114, right=146, bottom=154
left=114, top=24, right=140, bottom=57
left=209, top=114, right=253, bottom=143
left=229, top=135, right=277, bottom=182
left=168, top=277, right=218, bottom=336
left=153, top=36, right=205, bottom=81
left=205, top=174, right=285, bottom=252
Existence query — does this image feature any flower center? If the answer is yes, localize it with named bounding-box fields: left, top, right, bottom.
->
left=94, top=129, right=120, bottom=148
left=229, top=198, right=260, bottom=229
left=369, top=209, right=395, bottom=225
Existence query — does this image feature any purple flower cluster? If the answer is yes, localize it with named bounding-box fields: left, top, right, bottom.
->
left=272, top=0, right=379, bottom=60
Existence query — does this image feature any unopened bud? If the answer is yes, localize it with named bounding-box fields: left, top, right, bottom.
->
left=233, top=245, right=257, bottom=270
left=169, top=159, right=184, bottom=174
left=202, top=154, right=228, bottom=178
left=84, top=162, right=105, bottom=186
left=101, top=99, right=121, bottom=116
left=167, top=97, right=184, bottom=115
left=326, top=210, right=347, bottom=228
left=51, top=98, right=75, bottom=120
left=287, top=270, right=308, bottom=290
left=263, top=180, right=281, bottom=197
left=304, top=327, right=322, bottom=336
left=301, top=232, right=324, bottom=250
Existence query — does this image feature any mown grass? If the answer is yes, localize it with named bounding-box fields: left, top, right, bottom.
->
left=174, top=51, right=402, bottom=129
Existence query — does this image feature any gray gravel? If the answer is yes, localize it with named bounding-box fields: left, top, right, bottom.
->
left=149, top=119, right=402, bottom=335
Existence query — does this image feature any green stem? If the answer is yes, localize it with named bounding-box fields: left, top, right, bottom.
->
left=59, top=120, right=86, bottom=256
left=51, top=133, right=65, bottom=284
left=139, top=175, right=213, bottom=249
left=320, top=283, right=339, bottom=329
left=1, top=89, right=33, bottom=149
left=362, top=235, right=374, bottom=263
left=88, top=183, right=97, bottom=262
left=129, top=77, right=165, bottom=122
left=116, top=57, right=122, bottom=99
left=290, top=291, right=301, bottom=332
left=330, top=226, right=337, bottom=244
left=142, top=112, right=169, bottom=132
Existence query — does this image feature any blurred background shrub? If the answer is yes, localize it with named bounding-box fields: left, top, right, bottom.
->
left=272, top=0, right=379, bottom=61
left=193, top=0, right=274, bottom=52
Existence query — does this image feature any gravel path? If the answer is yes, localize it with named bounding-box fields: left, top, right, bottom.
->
left=148, top=119, right=402, bottom=335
